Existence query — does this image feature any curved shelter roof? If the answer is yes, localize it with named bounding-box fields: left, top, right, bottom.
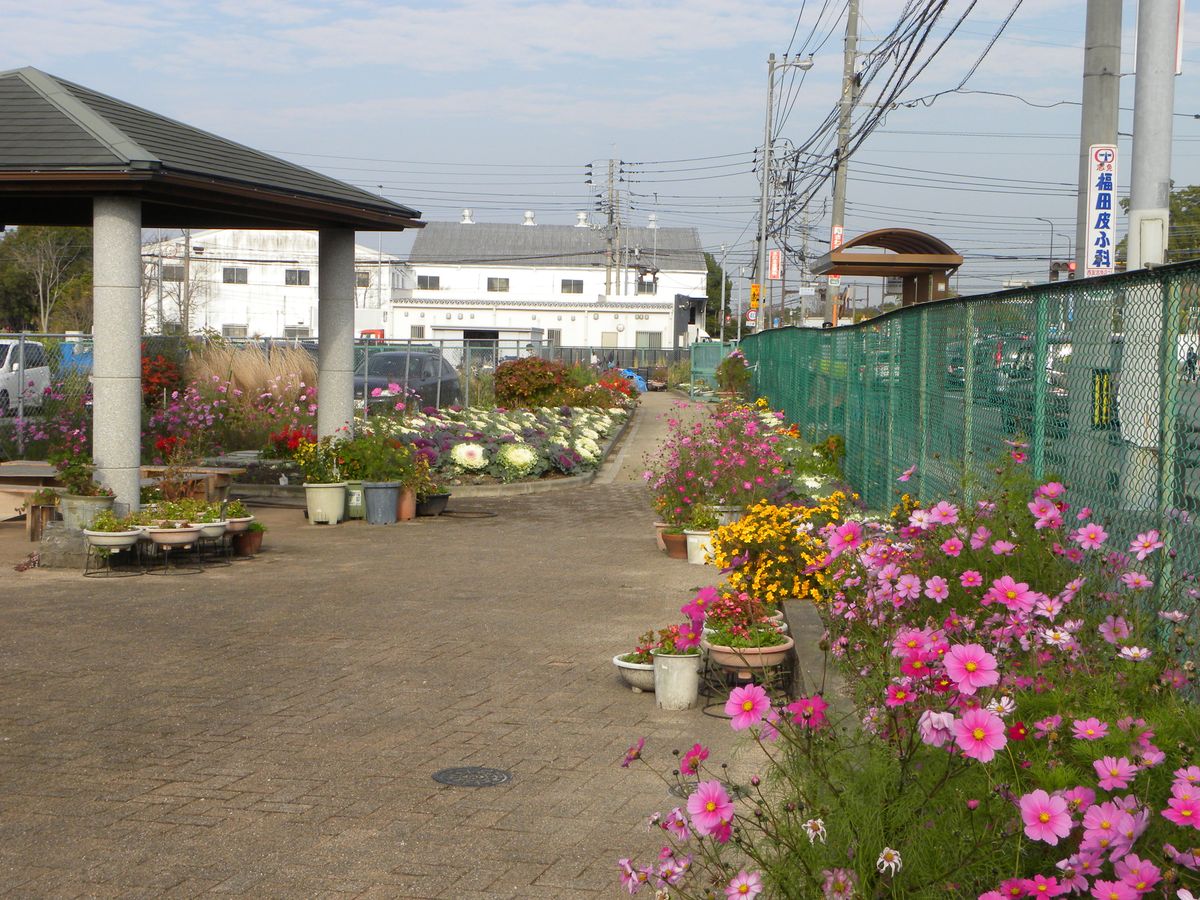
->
left=0, top=67, right=423, bottom=231
left=812, top=227, right=962, bottom=277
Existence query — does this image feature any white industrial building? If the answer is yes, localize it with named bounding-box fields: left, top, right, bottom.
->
left=395, top=211, right=710, bottom=350
left=141, top=229, right=404, bottom=338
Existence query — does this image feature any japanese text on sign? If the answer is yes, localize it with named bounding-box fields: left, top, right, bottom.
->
left=1086, top=144, right=1117, bottom=278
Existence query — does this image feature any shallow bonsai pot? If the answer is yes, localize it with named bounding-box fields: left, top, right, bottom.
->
left=197, top=521, right=228, bottom=539
left=82, top=529, right=141, bottom=549
left=416, top=492, right=451, bottom=517
left=702, top=635, right=796, bottom=679
left=612, top=655, right=656, bottom=693
left=225, top=515, right=255, bottom=533
left=146, top=526, right=202, bottom=547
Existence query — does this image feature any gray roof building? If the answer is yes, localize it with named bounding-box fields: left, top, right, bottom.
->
left=0, top=67, right=421, bottom=230
left=408, top=221, right=707, bottom=272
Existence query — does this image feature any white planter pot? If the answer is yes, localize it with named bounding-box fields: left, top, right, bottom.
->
left=146, top=526, right=202, bottom=547
left=653, top=651, right=701, bottom=710
left=714, top=505, right=745, bottom=526
left=304, top=482, right=346, bottom=525
left=612, top=655, right=656, bottom=693
left=225, top=515, right=255, bottom=533
left=683, top=529, right=713, bottom=565
left=82, top=529, right=141, bottom=549
left=197, top=521, right=228, bottom=539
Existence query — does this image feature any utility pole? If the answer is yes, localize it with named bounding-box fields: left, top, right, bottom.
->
left=755, top=53, right=777, bottom=333
left=736, top=267, right=744, bottom=341
left=825, top=0, right=860, bottom=324
left=606, top=158, right=615, bottom=295
left=1121, top=0, right=1180, bottom=510
left=182, top=227, right=191, bottom=334
left=719, top=244, right=728, bottom=343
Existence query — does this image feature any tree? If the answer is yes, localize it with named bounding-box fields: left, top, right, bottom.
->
left=0, top=226, right=92, bottom=332
left=704, top=252, right=732, bottom=336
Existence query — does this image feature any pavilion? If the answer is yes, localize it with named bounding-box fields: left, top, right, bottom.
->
left=811, top=227, right=963, bottom=307
left=0, top=67, right=423, bottom=510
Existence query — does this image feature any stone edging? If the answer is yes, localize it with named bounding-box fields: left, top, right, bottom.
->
left=231, top=406, right=637, bottom=504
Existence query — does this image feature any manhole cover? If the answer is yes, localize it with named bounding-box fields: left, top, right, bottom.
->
left=667, top=780, right=748, bottom=800
left=432, top=766, right=513, bottom=787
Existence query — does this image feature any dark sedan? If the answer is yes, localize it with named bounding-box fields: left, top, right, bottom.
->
left=354, top=350, right=462, bottom=409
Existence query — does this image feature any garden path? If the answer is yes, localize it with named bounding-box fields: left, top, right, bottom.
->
left=0, top=392, right=755, bottom=898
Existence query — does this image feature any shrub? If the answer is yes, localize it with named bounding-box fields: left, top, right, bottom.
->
left=493, top=357, right=567, bottom=407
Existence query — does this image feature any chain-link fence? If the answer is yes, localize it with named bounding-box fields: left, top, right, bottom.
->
left=740, top=259, right=1200, bottom=582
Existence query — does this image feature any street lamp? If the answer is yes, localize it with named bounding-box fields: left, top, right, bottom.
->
left=1035, top=216, right=1056, bottom=282
left=756, top=53, right=814, bottom=332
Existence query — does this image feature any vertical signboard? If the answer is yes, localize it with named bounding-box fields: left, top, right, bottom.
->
left=1085, top=144, right=1117, bottom=278
left=828, top=225, right=845, bottom=288
left=767, top=249, right=782, bottom=280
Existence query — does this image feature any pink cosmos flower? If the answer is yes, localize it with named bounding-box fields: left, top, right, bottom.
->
left=826, top=520, right=864, bottom=558
left=821, top=868, right=857, bottom=899
left=1023, top=874, right=1068, bottom=896
left=1099, top=615, right=1130, bottom=644
left=885, top=682, right=916, bottom=708
left=1113, top=853, right=1160, bottom=893
left=663, top=807, right=690, bottom=839
left=1037, top=481, right=1066, bottom=499
left=953, top=708, right=1007, bottom=762
left=900, top=651, right=934, bottom=678
left=970, top=526, right=992, bottom=550
left=960, top=570, right=984, bottom=588
left=918, top=709, right=955, bottom=747
left=897, top=464, right=916, bottom=482
left=1176, top=765, right=1200, bottom=785
left=787, top=695, right=829, bottom=729
left=617, top=858, right=640, bottom=894
left=1072, top=522, right=1109, bottom=550
left=725, top=684, right=770, bottom=731
left=676, top=621, right=703, bottom=651
left=1094, top=756, right=1138, bottom=791
left=687, top=780, right=734, bottom=835
left=1128, top=530, right=1163, bottom=561
left=924, top=576, right=949, bottom=602
left=1072, top=718, right=1109, bottom=741
left=1082, top=801, right=1129, bottom=853
left=1020, top=789, right=1073, bottom=844
left=1162, top=793, right=1199, bottom=829
left=895, top=573, right=922, bottom=600
left=680, top=743, right=708, bottom=776
left=928, top=500, right=959, bottom=525
left=944, top=643, right=1000, bottom=695
left=1090, top=881, right=1137, bottom=900
left=983, top=575, right=1036, bottom=612
left=725, top=870, right=763, bottom=898
left=1029, top=496, right=1059, bottom=519
left=940, top=537, right=964, bottom=557
left=621, top=737, right=646, bottom=767
left=1062, top=786, right=1096, bottom=815
left=1032, top=715, right=1062, bottom=739
left=991, top=540, right=1016, bottom=556
left=1119, top=571, right=1153, bottom=591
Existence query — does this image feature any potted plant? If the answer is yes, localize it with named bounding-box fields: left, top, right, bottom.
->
left=661, top=523, right=688, bottom=560
left=702, top=620, right=794, bottom=680
left=232, top=520, right=265, bottom=557
left=82, top=508, right=142, bottom=550
left=293, top=436, right=346, bottom=525
left=335, top=436, right=367, bottom=520
left=51, top=454, right=115, bottom=531
left=223, top=498, right=255, bottom=533
left=137, top=501, right=202, bottom=548
left=714, top=348, right=751, bottom=397
left=349, top=431, right=408, bottom=525
left=192, top=501, right=228, bottom=540
left=651, top=623, right=702, bottom=710
left=613, top=629, right=658, bottom=693
left=414, top=462, right=451, bottom=517
left=683, top=505, right=718, bottom=565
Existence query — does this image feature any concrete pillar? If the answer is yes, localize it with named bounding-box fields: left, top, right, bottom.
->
left=92, top=196, right=143, bottom=512
left=317, top=228, right=356, bottom=437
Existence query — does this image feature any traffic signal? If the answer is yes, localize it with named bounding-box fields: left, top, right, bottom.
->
left=1049, top=261, right=1076, bottom=282
left=1067, top=261, right=1077, bottom=280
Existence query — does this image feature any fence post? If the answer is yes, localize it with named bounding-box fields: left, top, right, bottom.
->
left=1031, top=292, right=1049, bottom=483
left=917, top=314, right=930, bottom=504
left=963, top=304, right=975, bottom=502
left=16, top=333, right=26, bottom=454
left=1157, top=273, right=1181, bottom=592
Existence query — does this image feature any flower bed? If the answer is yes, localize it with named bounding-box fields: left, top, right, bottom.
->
left=617, top=447, right=1200, bottom=898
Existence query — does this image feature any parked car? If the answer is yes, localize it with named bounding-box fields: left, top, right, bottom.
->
left=0, top=339, right=51, bottom=415
left=354, top=350, right=462, bottom=409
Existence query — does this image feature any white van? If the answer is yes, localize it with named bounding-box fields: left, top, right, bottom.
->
left=0, top=340, right=51, bottom=415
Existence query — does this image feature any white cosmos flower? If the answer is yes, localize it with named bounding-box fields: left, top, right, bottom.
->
left=803, top=818, right=826, bottom=844
left=1119, top=646, right=1152, bottom=661
left=876, top=847, right=902, bottom=875
left=1042, top=629, right=1072, bottom=647
left=985, top=696, right=1016, bottom=718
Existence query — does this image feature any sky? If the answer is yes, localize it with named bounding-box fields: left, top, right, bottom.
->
left=5, top=0, right=1200, bottom=304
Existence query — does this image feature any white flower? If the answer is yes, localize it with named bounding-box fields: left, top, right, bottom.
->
left=578, top=426, right=600, bottom=440
left=450, top=442, right=488, bottom=471
left=876, top=847, right=902, bottom=875
left=1119, top=646, right=1152, bottom=661
left=802, top=818, right=826, bottom=844
left=1041, top=628, right=1072, bottom=647
left=984, top=696, right=1016, bottom=718
left=498, top=443, right=538, bottom=474
left=1159, top=610, right=1188, bottom=623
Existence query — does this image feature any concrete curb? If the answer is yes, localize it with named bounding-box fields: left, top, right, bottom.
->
left=231, top=406, right=638, bottom=505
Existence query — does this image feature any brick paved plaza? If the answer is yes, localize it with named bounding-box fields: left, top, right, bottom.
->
left=0, top=394, right=750, bottom=898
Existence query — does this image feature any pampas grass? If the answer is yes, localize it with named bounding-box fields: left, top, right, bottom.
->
left=185, top=343, right=317, bottom=396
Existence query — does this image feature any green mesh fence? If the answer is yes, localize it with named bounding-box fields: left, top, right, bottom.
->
left=741, top=260, right=1200, bottom=580
left=690, top=341, right=737, bottom=397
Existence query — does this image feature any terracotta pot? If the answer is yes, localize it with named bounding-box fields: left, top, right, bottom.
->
left=232, top=530, right=263, bottom=557
left=662, top=531, right=688, bottom=559
left=396, top=486, right=417, bottom=522
left=702, top=635, right=795, bottom=679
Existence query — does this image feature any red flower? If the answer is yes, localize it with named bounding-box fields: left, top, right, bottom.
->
left=1007, top=721, right=1028, bottom=741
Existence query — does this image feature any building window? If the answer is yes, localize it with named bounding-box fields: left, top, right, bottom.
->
left=546, top=329, right=562, bottom=347
left=487, top=277, right=510, bottom=292
left=635, top=330, right=663, bottom=349
left=285, top=268, right=310, bottom=286
left=410, top=325, right=425, bottom=339
left=222, top=267, right=248, bottom=284
left=162, top=264, right=185, bottom=283
left=636, top=278, right=657, bottom=295
left=417, top=275, right=440, bottom=290
left=356, top=270, right=371, bottom=288
left=283, top=326, right=311, bottom=339
left=561, top=279, right=583, bottom=294
left=222, top=324, right=248, bottom=339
